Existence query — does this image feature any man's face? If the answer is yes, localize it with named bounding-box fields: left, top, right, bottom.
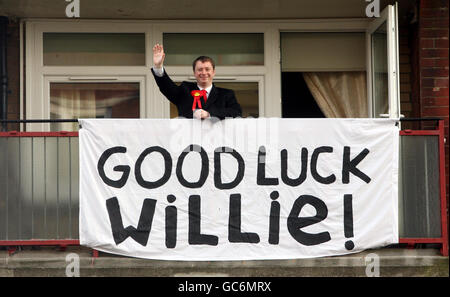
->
left=194, top=61, right=215, bottom=88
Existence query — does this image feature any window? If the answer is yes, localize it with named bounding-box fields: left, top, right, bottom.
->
left=216, top=82, right=259, bottom=118
left=280, top=32, right=367, bottom=118
left=24, top=17, right=400, bottom=131
left=281, top=32, right=366, bottom=72
left=25, top=22, right=150, bottom=131
left=366, top=4, right=401, bottom=118
left=169, top=81, right=260, bottom=118
left=153, top=25, right=271, bottom=118
left=279, top=4, right=400, bottom=119
left=370, top=23, right=389, bottom=117
left=43, top=33, right=146, bottom=66
left=50, top=82, right=140, bottom=131
left=163, top=33, right=264, bottom=66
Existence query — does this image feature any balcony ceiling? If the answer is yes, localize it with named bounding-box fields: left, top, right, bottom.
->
left=1, top=0, right=414, bottom=22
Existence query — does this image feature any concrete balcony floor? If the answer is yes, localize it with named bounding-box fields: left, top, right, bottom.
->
left=0, top=246, right=448, bottom=277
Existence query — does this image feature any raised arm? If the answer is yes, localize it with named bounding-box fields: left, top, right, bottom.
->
left=151, top=43, right=182, bottom=105
left=153, top=43, right=166, bottom=69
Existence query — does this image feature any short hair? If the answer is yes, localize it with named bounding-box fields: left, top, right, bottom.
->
left=192, top=56, right=215, bottom=71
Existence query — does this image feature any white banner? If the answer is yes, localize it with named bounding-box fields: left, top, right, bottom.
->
left=79, top=118, right=399, bottom=260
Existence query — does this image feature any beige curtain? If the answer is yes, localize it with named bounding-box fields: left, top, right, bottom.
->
left=50, top=88, right=96, bottom=131
left=303, top=72, right=368, bottom=118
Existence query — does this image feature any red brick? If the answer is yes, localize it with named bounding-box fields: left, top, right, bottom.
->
left=400, top=73, right=410, bottom=83
left=400, top=64, right=412, bottom=73
left=400, top=92, right=411, bottom=102
left=399, top=36, right=409, bottom=46
left=421, top=87, right=449, bottom=97
left=401, top=103, right=413, bottom=112
left=399, top=27, right=409, bottom=36
left=420, top=58, right=449, bottom=67
left=421, top=8, right=449, bottom=18
left=422, top=107, right=450, bottom=117
left=421, top=48, right=449, bottom=58
left=421, top=18, right=450, bottom=28
left=421, top=0, right=449, bottom=9
left=421, top=28, right=449, bottom=38
left=435, top=39, right=449, bottom=48
left=435, top=79, right=449, bottom=87
left=400, top=83, right=412, bottom=92
left=421, top=68, right=449, bottom=77
left=424, top=97, right=449, bottom=106
left=422, top=78, right=449, bottom=87
left=400, top=46, right=411, bottom=54
left=420, top=39, right=435, bottom=48
left=399, top=55, right=409, bottom=64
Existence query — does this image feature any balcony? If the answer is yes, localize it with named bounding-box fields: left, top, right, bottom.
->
left=0, top=119, right=448, bottom=273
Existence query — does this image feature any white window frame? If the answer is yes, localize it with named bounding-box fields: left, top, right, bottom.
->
left=279, top=16, right=400, bottom=119
left=22, top=17, right=401, bottom=131
left=366, top=4, right=401, bottom=119
left=43, top=75, right=146, bottom=131
left=152, top=22, right=278, bottom=119
left=25, top=21, right=153, bottom=131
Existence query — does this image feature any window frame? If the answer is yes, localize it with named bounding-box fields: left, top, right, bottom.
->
left=25, top=21, right=152, bottom=131
left=152, top=23, right=276, bottom=119
left=43, top=75, right=146, bottom=131
left=169, top=75, right=265, bottom=118
left=366, top=4, right=401, bottom=119
left=23, top=17, right=400, bottom=131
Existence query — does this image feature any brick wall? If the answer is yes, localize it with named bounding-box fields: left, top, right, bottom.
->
left=399, top=24, right=414, bottom=130
left=5, top=20, right=20, bottom=131
left=418, top=0, right=449, bottom=124
left=419, top=0, right=449, bottom=127
left=418, top=0, right=449, bottom=243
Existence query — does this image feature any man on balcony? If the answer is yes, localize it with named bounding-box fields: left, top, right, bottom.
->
left=151, top=43, right=242, bottom=120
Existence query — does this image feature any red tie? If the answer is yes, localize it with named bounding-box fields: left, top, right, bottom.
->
left=191, top=89, right=207, bottom=111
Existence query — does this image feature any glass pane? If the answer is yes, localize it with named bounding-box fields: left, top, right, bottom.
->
left=163, top=33, right=264, bottom=66
left=371, top=22, right=389, bottom=117
left=43, top=33, right=145, bottom=66
left=281, top=32, right=366, bottom=71
left=50, top=82, right=140, bottom=131
left=399, top=135, right=441, bottom=238
left=170, top=82, right=258, bottom=118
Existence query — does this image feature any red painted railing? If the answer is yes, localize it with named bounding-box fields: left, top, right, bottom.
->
left=0, top=120, right=448, bottom=256
left=398, top=120, right=448, bottom=256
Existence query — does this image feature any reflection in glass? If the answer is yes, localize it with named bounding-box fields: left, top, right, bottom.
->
left=170, top=82, right=259, bottom=118
left=43, top=33, right=145, bottom=66
left=371, top=22, right=389, bottom=117
left=163, top=33, right=264, bottom=66
left=50, top=82, right=140, bottom=131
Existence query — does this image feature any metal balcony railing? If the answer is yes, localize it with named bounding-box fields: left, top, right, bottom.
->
left=397, top=119, right=448, bottom=255
left=0, top=119, right=448, bottom=256
left=0, top=130, right=79, bottom=248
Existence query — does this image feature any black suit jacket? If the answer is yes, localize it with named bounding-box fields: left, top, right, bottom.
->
left=152, top=69, right=242, bottom=119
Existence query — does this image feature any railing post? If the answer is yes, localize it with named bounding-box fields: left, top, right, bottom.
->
left=438, top=120, right=448, bottom=256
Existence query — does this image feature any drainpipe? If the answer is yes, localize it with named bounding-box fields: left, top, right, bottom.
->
left=0, top=16, right=8, bottom=131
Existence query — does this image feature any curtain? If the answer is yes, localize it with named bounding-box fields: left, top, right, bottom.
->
left=50, top=87, right=96, bottom=131
left=303, top=72, right=368, bottom=118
